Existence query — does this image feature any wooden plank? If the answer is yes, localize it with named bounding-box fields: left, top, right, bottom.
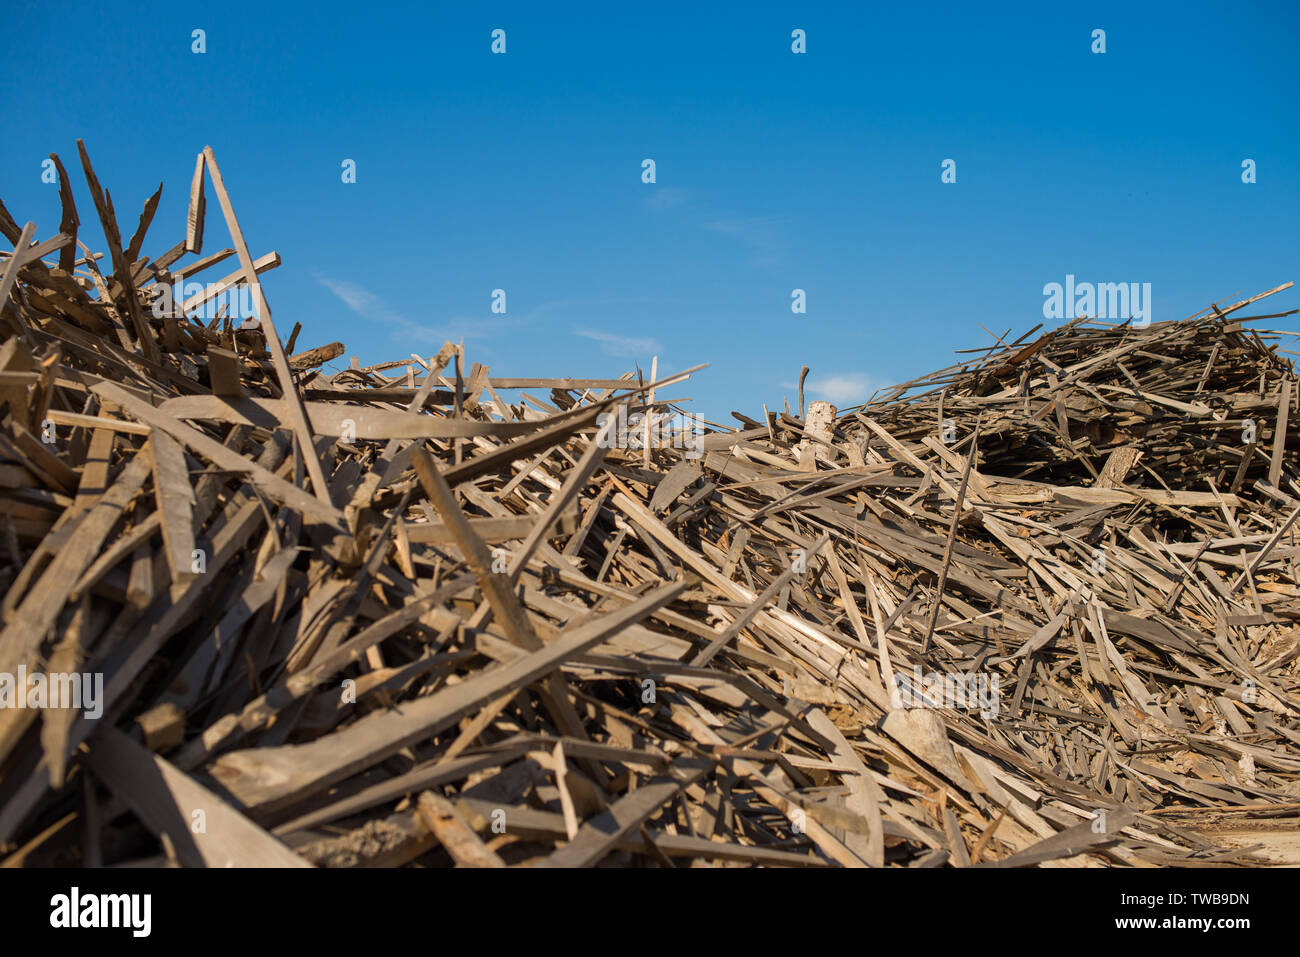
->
left=179, top=251, right=279, bottom=315
left=159, top=394, right=552, bottom=440
left=205, top=345, right=242, bottom=397
left=0, top=222, right=36, bottom=315
left=403, top=507, right=579, bottom=545
left=415, top=791, right=506, bottom=867
left=88, top=726, right=310, bottom=868
left=47, top=153, right=79, bottom=273
left=148, top=431, right=197, bottom=584
left=1270, top=377, right=1290, bottom=488
left=201, top=147, right=332, bottom=506
left=185, top=151, right=206, bottom=254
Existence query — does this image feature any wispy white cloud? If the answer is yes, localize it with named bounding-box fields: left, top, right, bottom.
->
left=810, top=373, right=875, bottom=406
left=702, top=217, right=786, bottom=266
left=644, top=187, right=692, bottom=211
left=317, top=276, right=393, bottom=320
left=316, top=275, right=493, bottom=343
left=575, top=328, right=662, bottom=357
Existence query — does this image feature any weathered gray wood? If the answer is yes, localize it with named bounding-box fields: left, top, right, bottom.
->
left=88, top=726, right=310, bottom=868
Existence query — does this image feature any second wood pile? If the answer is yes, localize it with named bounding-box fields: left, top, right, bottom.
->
left=1, top=143, right=1298, bottom=867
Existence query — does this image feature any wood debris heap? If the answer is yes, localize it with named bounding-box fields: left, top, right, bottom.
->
left=1, top=144, right=1298, bottom=868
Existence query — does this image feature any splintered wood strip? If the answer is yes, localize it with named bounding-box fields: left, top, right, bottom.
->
left=124, top=182, right=162, bottom=265
left=435, top=400, right=609, bottom=489
left=42, top=409, right=151, bottom=436
left=288, top=341, right=344, bottom=370
left=1270, top=378, right=1291, bottom=488
left=74, top=141, right=160, bottom=365
left=505, top=412, right=614, bottom=580
left=166, top=544, right=301, bottom=713
left=413, top=447, right=544, bottom=652
left=694, top=535, right=830, bottom=667
left=7, top=232, right=75, bottom=272
left=185, top=151, right=206, bottom=254
left=416, top=791, right=506, bottom=867
left=0, top=222, right=37, bottom=317
left=88, top=727, right=310, bottom=868
left=975, top=807, right=1138, bottom=868
left=159, top=394, right=547, bottom=440
left=149, top=431, right=197, bottom=584
left=48, top=153, right=80, bottom=273
left=201, top=147, right=331, bottom=506
left=39, top=592, right=91, bottom=788
left=179, top=251, right=279, bottom=314
left=922, top=421, right=979, bottom=654
left=403, top=508, right=580, bottom=546
left=805, top=706, right=886, bottom=866
left=272, top=739, right=537, bottom=834
left=294, top=810, right=434, bottom=867
left=1096, top=446, right=1141, bottom=488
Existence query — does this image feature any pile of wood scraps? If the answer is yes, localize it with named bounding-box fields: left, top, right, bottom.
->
left=1, top=143, right=1298, bottom=867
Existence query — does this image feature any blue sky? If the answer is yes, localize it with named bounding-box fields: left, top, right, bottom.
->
left=3, top=1, right=1297, bottom=421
